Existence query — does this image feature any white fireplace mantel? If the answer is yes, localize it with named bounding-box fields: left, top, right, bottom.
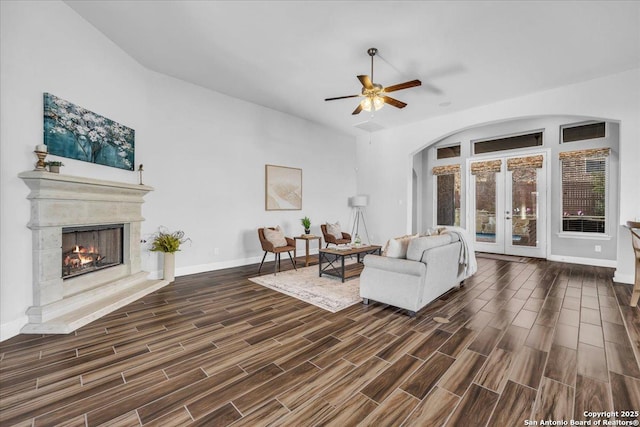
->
left=18, top=171, right=168, bottom=334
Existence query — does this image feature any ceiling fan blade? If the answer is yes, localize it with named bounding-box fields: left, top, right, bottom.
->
left=383, top=79, right=422, bottom=93
left=382, top=96, right=407, bottom=109
left=357, top=75, right=373, bottom=90
left=352, top=104, right=363, bottom=115
left=325, top=94, right=360, bottom=101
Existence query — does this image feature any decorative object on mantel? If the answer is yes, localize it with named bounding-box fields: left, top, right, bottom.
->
left=625, top=220, right=640, bottom=307
left=149, top=227, right=191, bottom=283
left=43, top=92, right=135, bottom=171
left=34, top=144, right=47, bottom=170
left=45, top=161, right=64, bottom=173
left=138, top=164, right=144, bottom=185
left=265, top=164, right=302, bottom=210
left=301, top=216, right=312, bottom=235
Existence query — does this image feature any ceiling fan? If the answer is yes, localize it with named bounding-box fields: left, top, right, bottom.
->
left=325, top=47, right=422, bottom=115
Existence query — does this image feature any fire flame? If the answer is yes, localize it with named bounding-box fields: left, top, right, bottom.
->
left=71, top=245, right=97, bottom=266
left=63, top=245, right=102, bottom=268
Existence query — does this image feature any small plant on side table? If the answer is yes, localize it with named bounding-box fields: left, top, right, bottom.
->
left=301, top=216, right=311, bottom=235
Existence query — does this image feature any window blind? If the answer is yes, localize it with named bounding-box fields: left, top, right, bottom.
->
left=561, top=154, right=607, bottom=233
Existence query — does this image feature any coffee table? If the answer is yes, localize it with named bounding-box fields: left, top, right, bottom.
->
left=319, top=245, right=382, bottom=282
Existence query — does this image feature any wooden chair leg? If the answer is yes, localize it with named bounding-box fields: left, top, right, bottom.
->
left=258, top=251, right=268, bottom=274
left=288, top=251, right=297, bottom=270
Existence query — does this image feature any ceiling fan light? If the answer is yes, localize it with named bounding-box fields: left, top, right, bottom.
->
left=360, top=97, right=373, bottom=112
left=373, top=96, right=385, bottom=111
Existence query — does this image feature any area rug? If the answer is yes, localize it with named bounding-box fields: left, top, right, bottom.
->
left=249, top=265, right=361, bottom=313
left=476, top=252, right=530, bottom=263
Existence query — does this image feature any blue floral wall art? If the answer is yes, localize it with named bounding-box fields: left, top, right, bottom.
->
left=43, top=93, right=135, bottom=171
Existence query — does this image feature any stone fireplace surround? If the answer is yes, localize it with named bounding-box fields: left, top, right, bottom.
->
left=18, top=171, right=169, bottom=334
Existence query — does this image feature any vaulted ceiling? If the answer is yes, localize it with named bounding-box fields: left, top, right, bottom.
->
left=66, top=1, right=640, bottom=136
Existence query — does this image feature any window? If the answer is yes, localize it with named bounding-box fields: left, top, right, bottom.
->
left=473, top=131, right=543, bottom=155
left=433, top=165, right=461, bottom=226
left=562, top=122, right=606, bottom=143
left=437, top=144, right=461, bottom=159
left=560, top=148, right=609, bottom=234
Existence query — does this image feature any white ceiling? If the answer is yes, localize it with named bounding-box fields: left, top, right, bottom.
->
left=65, top=1, right=640, bottom=137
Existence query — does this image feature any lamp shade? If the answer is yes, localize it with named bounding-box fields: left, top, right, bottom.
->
left=349, top=195, right=369, bottom=207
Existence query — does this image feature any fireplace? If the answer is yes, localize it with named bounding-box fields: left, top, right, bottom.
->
left=19, top=171, right=167, bottom=334
left=62, top=224, right=124, bottom=279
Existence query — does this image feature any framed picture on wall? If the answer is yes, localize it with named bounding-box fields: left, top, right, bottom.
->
left=265, top=164, right=302, bottom=210
left=43, top=92, right=135, bottom=171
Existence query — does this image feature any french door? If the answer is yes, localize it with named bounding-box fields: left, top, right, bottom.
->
left=470, top=152, right=547, bottom=258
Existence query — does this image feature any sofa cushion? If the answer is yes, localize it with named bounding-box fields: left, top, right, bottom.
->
left=406, top=234, right=459, bottom=262
left=383, top=234, right=418, bottom=258
left=263, top=226, right=288, bottom=247
left=326, top=222, right=343, bottom=239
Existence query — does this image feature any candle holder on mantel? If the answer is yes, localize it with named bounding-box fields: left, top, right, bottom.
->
left=34, top=150, right=48, bottom=171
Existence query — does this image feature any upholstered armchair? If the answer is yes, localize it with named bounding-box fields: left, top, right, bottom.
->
left=257, top=227, right=297, bottom=275
left=321, top=224, right=352, bottom=248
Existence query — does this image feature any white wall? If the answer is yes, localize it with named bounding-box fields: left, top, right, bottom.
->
left=356, top=68, right=640, bottom=284
left=140, top=71, right=356, bottom=278
left=0, top=1, right=356, bottom=340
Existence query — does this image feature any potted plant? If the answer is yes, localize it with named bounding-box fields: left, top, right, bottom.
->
left=45, top=161, right=64, bottom=173
left=149, top=227, right=191, bottom=282
left=301, top=216, right=311, bottom=235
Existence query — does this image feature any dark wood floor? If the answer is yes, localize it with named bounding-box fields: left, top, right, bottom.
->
left=1, top=257, right=639, bottom=426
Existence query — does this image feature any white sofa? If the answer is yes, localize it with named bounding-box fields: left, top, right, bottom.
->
left=360, top=233, right=466, bottom=316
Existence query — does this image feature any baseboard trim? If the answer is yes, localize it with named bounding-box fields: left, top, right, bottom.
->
left=149, top=252, right=322, bottom=280
left=1, top=315, right=29, bottom=342
left=547, top=254, right=617, bottom=269
left=175, top=255, right=265, bottom=278
left=612, top=272, right=634, bottom=285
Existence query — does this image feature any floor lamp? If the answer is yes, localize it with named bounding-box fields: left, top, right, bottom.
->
left=349, top=195, right=371, bottom=245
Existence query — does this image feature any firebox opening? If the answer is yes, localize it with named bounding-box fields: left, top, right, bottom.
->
left=62, top=224, right=124, bottom=279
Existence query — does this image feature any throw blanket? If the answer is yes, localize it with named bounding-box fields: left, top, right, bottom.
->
left=444, top=226, right=477, bottom=280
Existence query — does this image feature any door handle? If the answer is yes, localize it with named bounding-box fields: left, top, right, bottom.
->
left=506, top=216, right=512, bottom=220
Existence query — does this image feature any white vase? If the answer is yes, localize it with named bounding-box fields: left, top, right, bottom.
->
left=163, top=252, right=175, bottom=282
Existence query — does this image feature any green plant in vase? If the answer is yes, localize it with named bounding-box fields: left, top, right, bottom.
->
left=45, top=161, right=64, bottom=173
left=301, top=216, right=311, bottom=235
left=149, top=227, right=191, bottom=282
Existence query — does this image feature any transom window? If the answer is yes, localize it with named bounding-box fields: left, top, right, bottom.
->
left=473, top=131, right=543, bottom=155
left=562, top=122, right=606, bottom=143
left=437, top=144, right=461, bottom=159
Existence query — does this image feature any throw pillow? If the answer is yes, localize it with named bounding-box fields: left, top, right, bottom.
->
left=326, top=222, right=343, bottom=239
left=263, top=226, right=288, bottom=247
left=383, top=234, right=418, bottom=258
left=406, top=234, right=455, bottom=262
left=422, top=228, right=435, bottom=236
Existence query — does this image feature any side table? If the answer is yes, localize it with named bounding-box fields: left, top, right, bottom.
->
left=626, top=221, right=640, bottom=307
left=294, top=235, right=322, bottom=267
